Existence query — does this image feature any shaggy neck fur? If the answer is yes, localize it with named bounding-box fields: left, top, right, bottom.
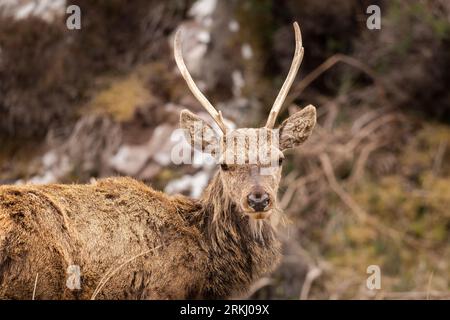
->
left=200, top=171, right=280, bottom=244
left=187, top=171, right=282, bottom=298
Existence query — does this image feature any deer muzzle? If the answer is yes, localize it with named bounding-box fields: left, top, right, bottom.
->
left=247, top=192, right=270, bottom=212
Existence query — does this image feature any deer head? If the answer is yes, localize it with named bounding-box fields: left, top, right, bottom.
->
left=175, top=22, right=316, bottom=221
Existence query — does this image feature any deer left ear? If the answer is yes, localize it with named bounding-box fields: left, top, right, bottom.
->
left=278, top=105, right=316, bottom=150
left=180, top=109, right=220, bottom=154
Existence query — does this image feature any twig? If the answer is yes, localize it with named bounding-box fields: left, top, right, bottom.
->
left=322, top=101, right=339, bottom=131
left=344, top=114, right=398, bottom=153
left=286, top=54, right=386, bottom=106
left=426, top=271, right=434, bottom=300
left=32, top=273, right=39, bottom=300
left=319, top=153, right=424, bottom=249
left=280, top=172, right=321, bottom=209
left=351, top=108, right=387, bottom=133
left=91, top=245, right=162, bottom=300
left=382, top=290, right=450, bottom=300
left=348, top=140, right=383, bottom=184
left=319, top=153, right=367, bottom=221
left=433, top=140, right=447, bottom=176
left=243, top=277, right=273, bottom=299
left=299, top=267, right=322, bottom=300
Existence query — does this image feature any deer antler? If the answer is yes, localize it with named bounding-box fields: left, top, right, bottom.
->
left=265, top=22, right=304, bottom=128
left=174, top=29, right=228, bottom=134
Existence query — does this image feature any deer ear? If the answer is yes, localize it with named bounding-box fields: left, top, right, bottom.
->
left=180, top=109, right=220, bottom=153
left=278, top=105, right=316, bottom=150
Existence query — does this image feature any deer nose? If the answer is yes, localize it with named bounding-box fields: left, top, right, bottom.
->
left=247, top=192, right=270, bottom=212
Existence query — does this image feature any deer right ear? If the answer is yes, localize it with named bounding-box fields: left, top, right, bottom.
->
left=180, top=109, right=220, bottom=154
left=278, top=105, right=316, bottom=150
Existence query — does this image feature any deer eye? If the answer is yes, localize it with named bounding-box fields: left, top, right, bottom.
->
left=220, top=163, right=229, bottom=171
left=278, top=157, right=284, bottom=166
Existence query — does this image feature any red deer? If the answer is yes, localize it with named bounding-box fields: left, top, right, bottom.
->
left=0, top=22, right=316, bottom=299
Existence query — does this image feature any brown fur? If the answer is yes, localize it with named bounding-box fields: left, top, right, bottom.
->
left=0, top=175, right=280, bottom=299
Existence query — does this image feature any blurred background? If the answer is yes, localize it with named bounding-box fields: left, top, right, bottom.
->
left=0, top=0, right=449, bottom=299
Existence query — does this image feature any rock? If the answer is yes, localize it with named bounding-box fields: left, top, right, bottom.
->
left=164, top=170, right=210, bottom=198
left=109, top=124, right=174, bottom=175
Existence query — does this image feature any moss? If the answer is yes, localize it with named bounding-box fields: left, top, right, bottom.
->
left=83, top=67, right=151, bottom=122
left=346, top=225, right=377, bottom=246
left=409, top=2, right=450, bottom=40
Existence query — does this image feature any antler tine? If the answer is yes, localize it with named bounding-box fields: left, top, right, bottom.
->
left=266, top=22, right=304, bottom=128
left=174, top=29, right=227, bottom=134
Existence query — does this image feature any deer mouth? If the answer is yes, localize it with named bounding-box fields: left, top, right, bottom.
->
left=244, top=209, right=271, bottom=220
left=247, top=212, right=270, bottom=220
